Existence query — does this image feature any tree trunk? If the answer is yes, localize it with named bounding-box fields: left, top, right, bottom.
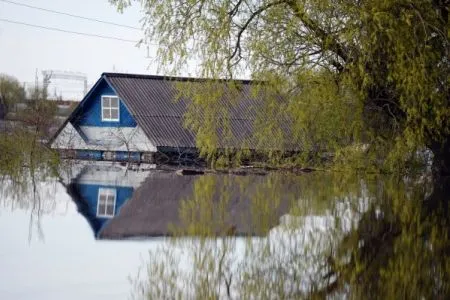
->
left=430, top=136, right=450, bottom=177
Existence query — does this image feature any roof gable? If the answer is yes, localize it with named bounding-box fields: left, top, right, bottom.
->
left=73, top=78, right=136, bottom=128
left=49, top=76, right=136, bottom=145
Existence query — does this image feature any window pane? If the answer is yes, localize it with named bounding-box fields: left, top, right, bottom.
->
left=102, top=97, right=110, bottom=107
left=110, top=109, right=119, bottom=120
left=103, top=109, right=111, bottom=119
left=98, top=188, right=116, bottom=216
left=110, top=97, right=119, bottom=108
left=99, top=194, right=107, bottom=203
left=106, top=204, right=114, bottom=216
left=98, top=204, right=106, bottom=215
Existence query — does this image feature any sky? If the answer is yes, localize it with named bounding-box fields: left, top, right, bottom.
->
left=0, top=0, right=158, bottom=99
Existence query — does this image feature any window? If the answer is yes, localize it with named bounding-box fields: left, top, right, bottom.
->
left=97, top=188, right=116, bottom=218
left=101, top=95, right=120, bottom=121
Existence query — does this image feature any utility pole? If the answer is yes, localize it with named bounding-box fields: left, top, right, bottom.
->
left=42, top=71, right=52, bottom=100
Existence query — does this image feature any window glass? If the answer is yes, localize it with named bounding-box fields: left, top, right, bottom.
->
left=103, top=109, right=111, bottom=119
left=102, top=97, right=110, bottom=107
left=97, top=188, right=116, bottom=217
left=98, top=203, right=106, bottom=214
left=106, top=204, right=114, bottom=216
left=110, top=108, right=119, bottom=119
left=110, top=97, right=119, bottom=108
left=101, top=96, right=120, bottom=121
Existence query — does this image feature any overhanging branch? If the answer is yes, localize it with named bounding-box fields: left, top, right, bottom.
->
left=286, top=0, right=349, bottom=69
left=227, top=0, right=288, bottom=71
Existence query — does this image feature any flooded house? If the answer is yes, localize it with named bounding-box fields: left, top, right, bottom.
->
left=49, top=72, right=273, bottom=162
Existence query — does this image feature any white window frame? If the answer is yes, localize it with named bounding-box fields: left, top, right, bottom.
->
left=101, top=95, right=120, bottom=122
left=97, top=188, right=116, bottom=218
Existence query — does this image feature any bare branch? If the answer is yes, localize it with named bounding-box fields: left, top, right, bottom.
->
left=286, top=0, right=349, bottom=68
left=227, top=0, right=288, bottom=72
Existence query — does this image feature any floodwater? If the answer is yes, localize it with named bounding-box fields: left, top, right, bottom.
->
left=0, top=160, right=448, bottom=299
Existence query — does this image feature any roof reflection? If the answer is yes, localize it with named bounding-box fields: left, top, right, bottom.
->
left=65, top=161, right=297, bottom=239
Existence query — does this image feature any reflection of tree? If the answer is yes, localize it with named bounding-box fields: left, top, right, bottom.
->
left=328, top=176, right=450, bottom=299
left=131, top=173, right=449, bottom=299
left=130, top=173, right=298, bottom=299
left=0, top=129, right=61, bottom=241
left=238, top=173, right=370, bottom=298
left=0, top=169, right=60, bottom=242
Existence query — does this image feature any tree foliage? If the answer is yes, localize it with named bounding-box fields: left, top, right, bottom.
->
left=0, top=74, right=26, bottom=115
left=21, top=87, right=58, bottom=138
left=111, top=0, right=449, bottom=173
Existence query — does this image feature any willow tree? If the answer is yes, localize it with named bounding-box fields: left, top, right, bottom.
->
left=111, top=0, right=449, bottom=174
left=0, top=74, right=26, bottom=117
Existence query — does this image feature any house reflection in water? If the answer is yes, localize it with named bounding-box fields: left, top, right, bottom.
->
left=65, top=162, right=296, bottom=239
left=66, top=162, right=152, bottom=238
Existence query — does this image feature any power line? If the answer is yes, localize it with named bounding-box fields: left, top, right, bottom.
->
left=0, top=0, right=141, bottom=30
left=0, top=18, right=139, bottom=43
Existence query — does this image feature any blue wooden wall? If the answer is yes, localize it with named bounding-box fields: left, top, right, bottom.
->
left=76, top=183, right=134, bottom=236
left=73, top=78, right=137, bottom=127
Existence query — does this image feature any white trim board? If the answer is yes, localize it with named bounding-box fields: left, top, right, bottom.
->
left=52, top=123, right=156, bottom=152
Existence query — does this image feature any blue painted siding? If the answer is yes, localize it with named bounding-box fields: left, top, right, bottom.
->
left=115, top=151, right=141, bottom=161
left=76, top=150, right=143, bottom=161
left=74, top=78, right=137, bottom=127
left=76, top=183, right=134, bottom=236
left=76, top=150, right=103, bottom=160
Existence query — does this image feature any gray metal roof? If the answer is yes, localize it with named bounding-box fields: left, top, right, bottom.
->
left=104, top=73, right=289, bottom=150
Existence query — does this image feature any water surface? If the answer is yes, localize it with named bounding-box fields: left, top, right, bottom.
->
left=0, top=161, right=448, bottom=299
